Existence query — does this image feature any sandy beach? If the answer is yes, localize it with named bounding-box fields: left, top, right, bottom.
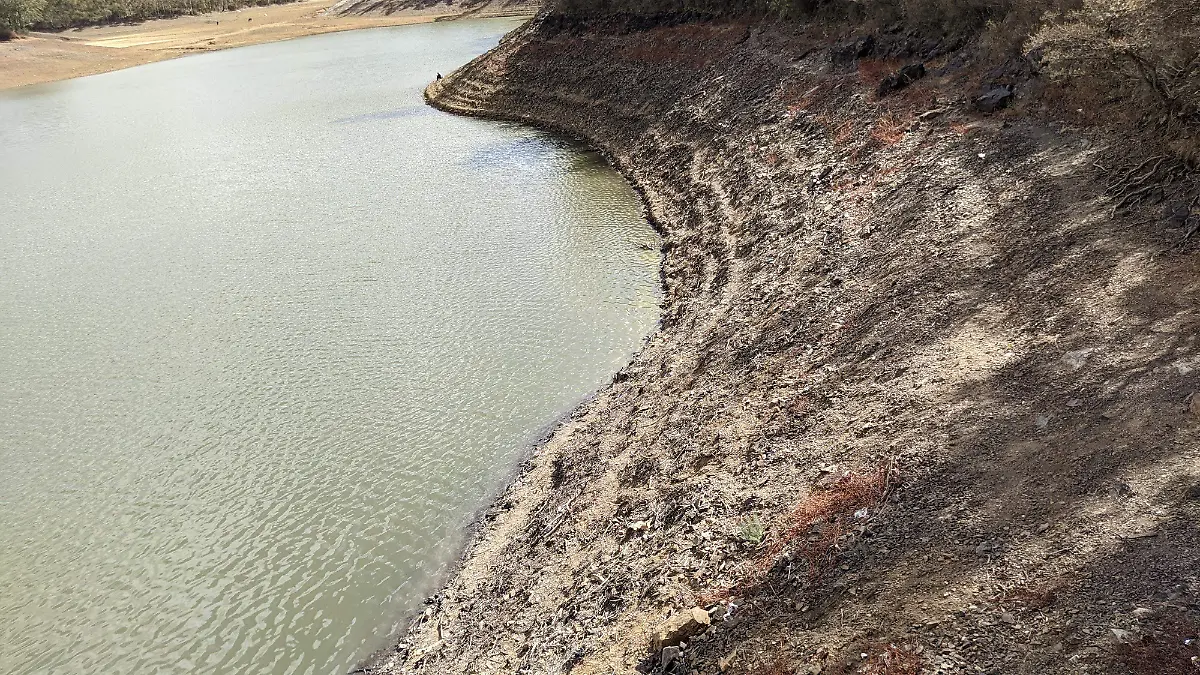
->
left=0, top=0, right=532, bottom=90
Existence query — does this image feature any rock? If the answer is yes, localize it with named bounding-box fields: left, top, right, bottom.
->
left=1132, top=607, right=1154, bottom=619
left=1188, top=392, right=1200, bottom=416
left=660, top=645, right=682, bottom=670
left=975, top=87, right=1014, bottom=113
left=975, top=539, right=1002, bottom=556
left=1109, top=628, right=1138, bottom=644
left=877, top=63, right=926, bottom=96
left=1037, top=523, right=1050, bottom=534
left=832, top=35, right=875, bottom=63
left=1001, top=612, right=1016, bottom=624
left=652, top=607, right=711, bottom=650
left=1062, top=347, right=1095, bottom=370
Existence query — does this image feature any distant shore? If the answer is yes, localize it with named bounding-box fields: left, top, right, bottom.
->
left=0, top=0, right=533, bottom=90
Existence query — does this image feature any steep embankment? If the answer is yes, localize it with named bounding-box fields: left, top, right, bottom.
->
left=326, top=0, right=536, bottom=18
left=367, top=14, right=1200, bottom=675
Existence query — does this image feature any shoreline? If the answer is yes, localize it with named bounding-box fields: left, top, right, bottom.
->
left=0, top=0, right=535, bottom=90
left=372, top=13, right=1200, bottom=675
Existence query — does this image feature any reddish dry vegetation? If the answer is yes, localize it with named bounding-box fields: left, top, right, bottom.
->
left=761, top=467, right=894, bottom=581
left=868, top=113, right=907, bottom=147
left=861, top=643, right=924, bottom=675
left=1117, top=613, right=1200, bottom=675
left=704, top=466, right=895, bottom=603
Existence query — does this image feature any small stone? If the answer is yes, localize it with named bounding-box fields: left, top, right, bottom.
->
left=652, top=607, right=711, bottom=650
left=1110, top=628, right=1138, bottom=644
left=1132, top=607, right=1154, bottom=619
left=1037, top=523, right=1050, bottom=534
left=660, top=645, right=682, bottom=670
left=1001, top=612, right=1016, bottom=624
left=1189, top=392, right=1200, bottom=416
left=975, top=539, right=1002, bottom=556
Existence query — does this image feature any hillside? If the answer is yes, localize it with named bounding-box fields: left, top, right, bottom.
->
left=326, top=0, right=536, bottom=18
left=362, top=5, right=1200, bottom=675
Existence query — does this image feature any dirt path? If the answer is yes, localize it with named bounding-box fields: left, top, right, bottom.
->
left=0, top=0, right=533, bottom=90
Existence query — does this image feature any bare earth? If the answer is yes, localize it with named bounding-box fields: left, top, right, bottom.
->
left=368, top=15, right=1200, bottom=675
left=0, top=0, right=534, bottom=90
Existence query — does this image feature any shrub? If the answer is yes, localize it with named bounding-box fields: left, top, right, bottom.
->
left=1029, top=0, right=1200, bottom=164
left=0, top=0, right=28, bottom=35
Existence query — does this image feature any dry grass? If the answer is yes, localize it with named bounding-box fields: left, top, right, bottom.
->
left=760, top=467, right=894, bottom=583
left=618, top=22, right=745, bottom=69
left=701, top=465, right=896, bottom=603
left=861, top=643, right=924, bottom=675
left=858, top=58, right=906, bottom=90
left=869, top=113, right=908, bottom=147
left=1006, top=583, right=1060, bottom=611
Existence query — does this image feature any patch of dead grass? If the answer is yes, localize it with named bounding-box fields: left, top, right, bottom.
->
left=861, top=642, right=924, bottom=675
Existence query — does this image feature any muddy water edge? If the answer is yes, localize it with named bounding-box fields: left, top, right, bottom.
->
left=0, top=18, right=662, bottom=675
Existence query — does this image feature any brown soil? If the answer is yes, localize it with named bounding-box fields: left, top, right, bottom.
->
left=0, top=0, right=534, bottom=90
left=364, top=14, right=1200, bottom=675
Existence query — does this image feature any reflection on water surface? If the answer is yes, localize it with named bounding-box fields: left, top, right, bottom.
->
left=0, top=19, right=660, bottom=675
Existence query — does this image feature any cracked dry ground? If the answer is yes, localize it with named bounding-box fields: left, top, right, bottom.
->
left=363, top=16, right=1200, bottom=675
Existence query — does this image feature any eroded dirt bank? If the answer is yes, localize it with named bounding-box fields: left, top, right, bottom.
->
left=368, top=14, right=1200, bottom=675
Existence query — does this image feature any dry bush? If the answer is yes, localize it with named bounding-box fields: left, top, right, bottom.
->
left=759, top=467, right=894, bottom=583
left=1006, top=582, right=1060, bottom=610
left=869, top=112, right=908, bottom=146
left=700, top=467, right=895, bottom=602
left=1030, top=0, right=1200, bottom=164
left=815, top=115, right=857, bottom=147
left=857, top=58, right=905, bottom=88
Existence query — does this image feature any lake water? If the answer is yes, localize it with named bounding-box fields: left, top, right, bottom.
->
left=0, top=20, right=660, bottom=675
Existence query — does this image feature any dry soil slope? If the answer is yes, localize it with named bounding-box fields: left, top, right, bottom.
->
left=327, top=0, right=535, bottom=18
left=367, top=14, right=1200, bottom=675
